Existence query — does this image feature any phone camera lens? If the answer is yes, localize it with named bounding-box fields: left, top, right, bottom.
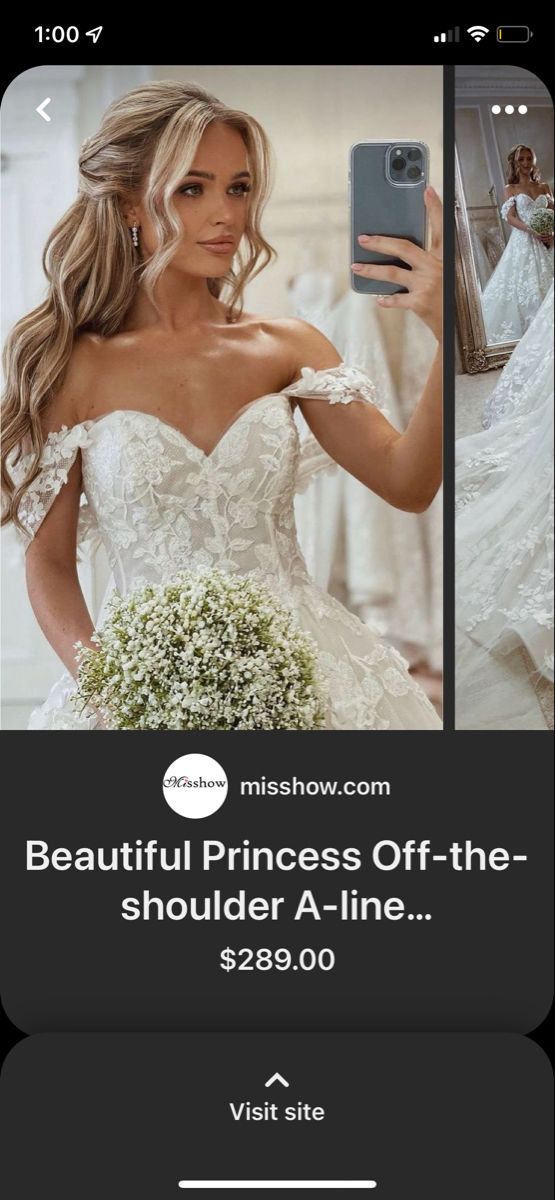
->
left=407, top=148, right=422, bottom=162
left=407, top=166, right=421, bottom=179
left=392, top=156, right=406, bottom=171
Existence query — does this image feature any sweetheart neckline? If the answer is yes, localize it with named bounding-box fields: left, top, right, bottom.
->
left=77, top=390, right=295, bottom=461
left=509, top=192, right=548, bottom=203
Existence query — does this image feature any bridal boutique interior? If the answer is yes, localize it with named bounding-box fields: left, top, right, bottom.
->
left=455, top=65, right=554, bottom=730
left=1, top=64, right=443, bottom=727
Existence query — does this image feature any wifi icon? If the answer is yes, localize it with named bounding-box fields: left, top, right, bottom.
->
left=467, top=25, right=489, bottom=41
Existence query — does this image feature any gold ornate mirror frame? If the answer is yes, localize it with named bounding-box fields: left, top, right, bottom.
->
left=454, top=145, right=516, bottom=374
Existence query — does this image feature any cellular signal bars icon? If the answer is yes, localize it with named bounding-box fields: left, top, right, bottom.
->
left=434, top=28, right=460, bottom=42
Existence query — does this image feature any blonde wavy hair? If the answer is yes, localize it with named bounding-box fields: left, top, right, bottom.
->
left=1, top=80, right=276, bottom=531
left=507, top=144, right=541, bottom=185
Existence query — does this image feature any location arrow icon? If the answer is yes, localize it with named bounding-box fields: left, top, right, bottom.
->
left=265, top=1072, right=289, bottom=1088
left=36, top=98, right=51, bottom=123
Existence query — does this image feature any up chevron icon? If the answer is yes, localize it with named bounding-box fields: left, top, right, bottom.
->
left=265, top=1072, right=289, bottom=1088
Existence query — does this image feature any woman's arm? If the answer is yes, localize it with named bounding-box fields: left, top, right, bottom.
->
left=502, top=188, right=529, bottom=233
left=25, top=451, right=97, bottom=679
left=24, top=343, right=99, bottom=680
left=505, top=207, right=532, bottom=232
left=288, top=328, right=441, bottom=512
left=505, top=206, right=545, bottom=236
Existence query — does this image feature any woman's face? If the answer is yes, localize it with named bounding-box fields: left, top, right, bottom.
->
left=516, top=148, right=534, bottom=177
left=132, top=122, right=251, bottom=276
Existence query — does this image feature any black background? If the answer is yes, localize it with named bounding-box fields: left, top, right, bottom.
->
left=1, top=17, right=549, bottom=69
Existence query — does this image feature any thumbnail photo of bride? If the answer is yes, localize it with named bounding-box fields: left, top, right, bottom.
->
left=1, top=65, right=443, bottom=731
left=455, top=64, right=553, bottom=730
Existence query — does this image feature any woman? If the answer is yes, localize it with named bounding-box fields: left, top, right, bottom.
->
left=481, top=144, right=554, bottom=345
left=2, top=81, right=442, bottom=730
left=456, top=283, right=554, bottom=729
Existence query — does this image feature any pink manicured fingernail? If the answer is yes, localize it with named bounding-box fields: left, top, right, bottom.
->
left=351, top=263, right=363, bottom=271
left=358, top=234, right=372, bottom=242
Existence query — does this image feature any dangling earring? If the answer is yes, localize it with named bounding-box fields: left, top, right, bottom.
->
left=131, top=224, right=139, bottom=248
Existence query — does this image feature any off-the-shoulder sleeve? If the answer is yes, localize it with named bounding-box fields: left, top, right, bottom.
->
left=284, top=364, right=389, bottom=495
left=283, top=363, right=388, bottom=412
left=9, top=423, right=98, bottom=556
left=500, top=196, right=516, bottom=221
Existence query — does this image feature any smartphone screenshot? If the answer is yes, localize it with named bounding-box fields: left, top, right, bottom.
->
left=0, top=23, right=552, bottom=1197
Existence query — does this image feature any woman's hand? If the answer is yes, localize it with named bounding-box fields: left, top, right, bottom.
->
left=351, top=185, right=443, bottom=343
left=528, top=227, right=552, bottom=247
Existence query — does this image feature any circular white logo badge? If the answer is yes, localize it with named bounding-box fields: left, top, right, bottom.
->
left=162, top=754, right=228, bottom=819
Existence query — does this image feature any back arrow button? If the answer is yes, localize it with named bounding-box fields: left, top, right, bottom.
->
left=36, top=98, right=52, bottom=122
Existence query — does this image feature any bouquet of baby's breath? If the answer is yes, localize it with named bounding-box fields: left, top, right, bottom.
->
left=529, top=208, right=554, bottom=237
left=72, top=570, right=328, bottom=730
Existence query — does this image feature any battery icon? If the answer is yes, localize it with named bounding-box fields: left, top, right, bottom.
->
left=497, top=26, right=532, bottom=42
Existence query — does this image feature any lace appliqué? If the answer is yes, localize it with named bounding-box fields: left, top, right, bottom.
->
left=456, top=285, right=553, bottom=682
left=285, top=363, right=386, bottom=412
left=483, top=285, right=554, bottom=428
left=462, top=464, right=554, bottom=655
left=500, top=196, right=517, bottom=222
left=11, top=423, right=100, bottom=558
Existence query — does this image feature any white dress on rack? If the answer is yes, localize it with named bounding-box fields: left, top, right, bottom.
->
left=481, top=194, right=554, bottom=344
left=456, top=284, right=554, bottom=726
left=13, top=364, right=441, bottom=731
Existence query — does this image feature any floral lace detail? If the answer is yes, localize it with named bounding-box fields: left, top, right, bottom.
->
left=15, top=366, right=440, bottom=729
left=10, top=424, right=95, bottom=548
left=462, top=474, right=554, bottom=680
left=481, top=195, right=554, bottom=344
left=284, top=363, right=387, bottom=413
left=455, top=426, right=538, bottom=511
left=457, top=286, right=554, bottom=680
left=500, top=196, right=517, bottom=222
left=483, top=284, right=554, bottom=428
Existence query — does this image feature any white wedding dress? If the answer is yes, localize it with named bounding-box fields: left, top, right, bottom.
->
left=14, top=364, right=441, bottom=730
left=456, top=284, right=554, bottom=726
left=481, top=194, right=554, bottom=344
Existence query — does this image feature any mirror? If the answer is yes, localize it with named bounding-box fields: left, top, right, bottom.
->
left=455, top=65, right=553, bottom=373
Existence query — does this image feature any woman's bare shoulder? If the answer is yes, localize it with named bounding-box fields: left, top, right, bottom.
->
left=41, top=333, right=103, bottom=433
left=504, top=184, right=517, bottom=196
left=262, top=316, right=342, bottom=380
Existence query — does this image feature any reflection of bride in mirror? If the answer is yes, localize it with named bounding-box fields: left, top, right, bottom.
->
left=481, top=144, right=554, bottom=345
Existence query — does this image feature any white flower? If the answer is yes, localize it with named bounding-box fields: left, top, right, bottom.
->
left=72, top=567, right=328, bottom=730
